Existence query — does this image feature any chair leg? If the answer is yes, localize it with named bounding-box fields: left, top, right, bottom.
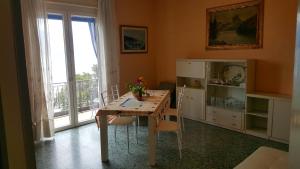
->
left=179, top=124, right=183, bottom=141
left=177, top=131, right=182, bottom=159
left=136, top=116, right=140, bottom=126
left=181, top=116, right=185, bottom=132
left=127, top=125, right=129, bottom=153
left=90, top=109, right=95, bottom=119
left=135, top=121, right=138, bottom=144
left=114, top=125, right=117, bottom=143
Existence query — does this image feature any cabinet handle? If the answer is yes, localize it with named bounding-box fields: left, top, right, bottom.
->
left=188, top=62, right=191, bottom=64
left=232, top=115, right=237, bottom=118
left=232, top=123, right=236, bottom=126
left=212, top=118, right=216, bottom=121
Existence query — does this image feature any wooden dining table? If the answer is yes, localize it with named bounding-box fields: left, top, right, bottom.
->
left=96, top=90, right=170, bottom=166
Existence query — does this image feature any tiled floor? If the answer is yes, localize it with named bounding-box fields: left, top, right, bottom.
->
left=35, top=119, right=288, bottom=169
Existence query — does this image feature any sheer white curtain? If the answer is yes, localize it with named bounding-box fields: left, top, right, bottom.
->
left=21, top=0, right=54, bottom=141
left=96, top=0, right=120, bottom=99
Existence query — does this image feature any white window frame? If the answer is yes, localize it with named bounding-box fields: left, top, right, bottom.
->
left=46, top=2, right=98, bottom=132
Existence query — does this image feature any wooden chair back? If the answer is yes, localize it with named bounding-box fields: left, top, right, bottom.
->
left=100, top=91, right=109, bottom=107
left=176, top=89, right=184, bottom=120
left=111, top=85, right=120, bottom=101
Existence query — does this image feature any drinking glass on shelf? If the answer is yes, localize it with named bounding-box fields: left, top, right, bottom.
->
left=210, top=97, right=215, bottom=106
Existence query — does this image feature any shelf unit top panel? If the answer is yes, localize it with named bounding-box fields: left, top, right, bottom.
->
left=247, top=92, right=291, bottom=100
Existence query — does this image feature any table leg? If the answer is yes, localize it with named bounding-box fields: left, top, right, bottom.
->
left=100, top=115, right=108, bottom=162
left=148, top=116, right=156, bottom=166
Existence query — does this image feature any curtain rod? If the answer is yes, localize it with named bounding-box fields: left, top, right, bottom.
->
left=46, top=1, right=97, bottom=9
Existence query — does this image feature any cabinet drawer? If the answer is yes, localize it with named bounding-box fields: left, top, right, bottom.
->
left=206, top=113, right=217, bottom=123
left=206, top=106, right=218, bottom=123
left=206, top=106, right=243, bottom=129
left=228, top=112, right=242, bottom=130
left=221, top=109, right=242, bottom=130
left=176, top=60, right=205, bottom=78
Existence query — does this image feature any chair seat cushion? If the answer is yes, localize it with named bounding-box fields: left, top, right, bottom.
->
left=109, top=116, right=135, bottom=125
left=234, top=146, right=288, bottom=169
left=157, top=120, right=178, bottom=132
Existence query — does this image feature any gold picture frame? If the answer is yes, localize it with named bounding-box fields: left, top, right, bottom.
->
left=206, top=0, right=264, bottom=50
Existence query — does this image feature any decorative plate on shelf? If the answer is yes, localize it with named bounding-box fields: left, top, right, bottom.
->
left=222, top=65, right=245, bottom=85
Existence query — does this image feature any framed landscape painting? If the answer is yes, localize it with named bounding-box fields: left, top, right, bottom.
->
left=206, top=0, right=264, bottom=50
left=120, top=25, right=148, bottom=53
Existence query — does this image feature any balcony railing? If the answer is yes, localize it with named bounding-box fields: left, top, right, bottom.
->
left=52, top=79, right=99, bottom=117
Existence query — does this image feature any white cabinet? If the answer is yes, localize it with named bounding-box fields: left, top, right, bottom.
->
left=176, top=60, right=205, bottom=78
left=182, top=88, right=205, bottom=121
left=176, top=59, right=206, bottom=121
left=272, top=99, right=291, bottom=142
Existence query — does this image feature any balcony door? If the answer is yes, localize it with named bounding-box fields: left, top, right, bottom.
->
left=47, top=5, right=99, bottom=131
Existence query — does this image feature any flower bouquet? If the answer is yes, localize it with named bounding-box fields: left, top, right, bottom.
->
left=128, top=76, right=146, bottom=101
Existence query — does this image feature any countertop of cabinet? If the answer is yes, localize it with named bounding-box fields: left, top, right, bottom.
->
left=247, top=92, right=291, bottom=100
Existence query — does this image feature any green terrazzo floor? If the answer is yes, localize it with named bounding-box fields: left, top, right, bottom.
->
left=35, top=118, right=288, bottom=169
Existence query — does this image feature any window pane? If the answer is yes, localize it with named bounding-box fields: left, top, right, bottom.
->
left=71, top=16, right=99, bottom=123
left=48, top=14, right=71, bottom=128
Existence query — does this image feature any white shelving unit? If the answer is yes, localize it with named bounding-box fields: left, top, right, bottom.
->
left=246, top=92, right=292, bottom=143
left=205, top=59, right=255, bottom=131
left=245, top=95, right=272, bottom=138
left=175, top=59, right=291, bottom=144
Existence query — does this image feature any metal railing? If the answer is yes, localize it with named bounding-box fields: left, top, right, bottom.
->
left=52, top=79, right=99, bottom=117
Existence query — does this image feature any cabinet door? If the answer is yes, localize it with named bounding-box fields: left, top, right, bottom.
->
left=189, top=89, right=205, bottom=121
left=176, top=60, right=205, bottom=78
left=181, top=89, right=191, bottom=119
left=272, top=99, right=291, bottom=142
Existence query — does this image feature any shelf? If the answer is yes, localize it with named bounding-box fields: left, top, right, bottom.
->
left=207, top=105, right=245, bottom=113
left=246, top=129, right=268, bottom=139
left=246, top=112, right=268, bottom=118
left=207, top=83, right=245, bottom=89
left=177, top=86, right=204, bottom=90
left=177, top=76, right=205, bottom=89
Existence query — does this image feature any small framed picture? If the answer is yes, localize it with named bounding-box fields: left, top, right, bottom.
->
left=120, top=25, right=148, bottom=53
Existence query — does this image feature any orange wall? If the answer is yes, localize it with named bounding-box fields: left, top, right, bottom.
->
left=116, top=0, right=156, bottom=93
left=154, top=0, right=297, bottom=95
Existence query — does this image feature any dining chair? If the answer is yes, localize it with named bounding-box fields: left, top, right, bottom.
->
left=161, top=85, right=186, bottom=132
left=99, top=89, right=136, bottom=152
left=112, top=84, right=140, bottom=140
left=111, top=84, right=139, bottom=143
left=111, top=84, right=120, bottom=100
left=156, top=90, right=184, bottom=159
